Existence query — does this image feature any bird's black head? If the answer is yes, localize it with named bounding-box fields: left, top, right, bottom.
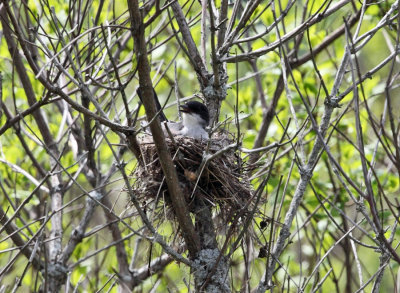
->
left=179, top=101, right=210, bottom=126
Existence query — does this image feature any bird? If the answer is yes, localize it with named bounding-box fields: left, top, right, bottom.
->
left=172, top=101, right=210, bottom=139
left=137, top=88, right=210, bottom=140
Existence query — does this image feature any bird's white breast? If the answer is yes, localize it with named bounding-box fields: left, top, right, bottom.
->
left=180, top=113, right=208, bottom=139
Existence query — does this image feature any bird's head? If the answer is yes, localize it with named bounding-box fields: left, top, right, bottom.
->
left=179, top=101, right=210, bottom=129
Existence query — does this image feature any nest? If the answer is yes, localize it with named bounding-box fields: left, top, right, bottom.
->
left=133, top=133, right=253, bottom=221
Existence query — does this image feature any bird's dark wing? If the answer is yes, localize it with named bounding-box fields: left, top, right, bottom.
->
left=136, top=87, right=168, bottom=122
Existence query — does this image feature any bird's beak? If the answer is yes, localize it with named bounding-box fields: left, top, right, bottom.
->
left=179, top=104, right=190, bottom=113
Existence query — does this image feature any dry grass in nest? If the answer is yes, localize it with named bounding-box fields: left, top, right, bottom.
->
left=132, top=133, right=253, bottom=221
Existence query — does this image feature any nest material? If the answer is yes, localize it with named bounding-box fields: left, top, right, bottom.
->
left=133, top=133, right=253, bottom=219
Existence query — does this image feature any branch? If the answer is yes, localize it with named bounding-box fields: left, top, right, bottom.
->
left=256, top=35, right=353, bottom=292
left=0, top=206, right=42, bottom=270
left=1, top=8, right=65, bottom=291
left=132, top=254, right=173, bottom=286
left=169, top=0, right=210, bottom=86
left=127, top=0, right=200, bottom=258
left=248, top=8, right=363, bottom=161
left=222, top=0, right=351, bottom=62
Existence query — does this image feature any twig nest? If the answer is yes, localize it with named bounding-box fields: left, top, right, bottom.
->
left=133, top=133, right=253, bottom=220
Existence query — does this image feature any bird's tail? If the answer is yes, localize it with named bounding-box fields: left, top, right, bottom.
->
left=136, top=87, right=168, bottom=122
